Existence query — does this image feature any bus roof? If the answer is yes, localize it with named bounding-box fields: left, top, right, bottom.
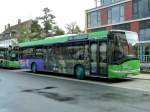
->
left=19, top=31, right=109, bottom=48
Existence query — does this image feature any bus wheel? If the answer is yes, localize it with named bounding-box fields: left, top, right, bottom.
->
left=75, top=65, right=85, bottom=80
left=31, top=63, right=37, bottom=73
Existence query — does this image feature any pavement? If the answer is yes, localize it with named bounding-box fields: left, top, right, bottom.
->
left=130, top=73, right=150, bottom=80
left=1, top=69, right=150, bottom=112
left=8, top=69, right=150, bottom=92
left=107, top=73, right=150, bottom=93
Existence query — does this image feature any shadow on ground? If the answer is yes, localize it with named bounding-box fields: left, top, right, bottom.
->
left=21, top=86, right=75, bottom=102
left=25, top=71, right=134, bottom=84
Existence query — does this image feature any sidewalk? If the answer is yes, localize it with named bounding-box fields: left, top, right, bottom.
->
left=110, top=73, right=150, bottom=92
left=130, top=73, right=150, bottom=80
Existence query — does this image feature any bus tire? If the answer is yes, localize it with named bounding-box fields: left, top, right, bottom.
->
left=75, top=65, right=85, bottom=80
left=31, top=63, right=37, bottom=73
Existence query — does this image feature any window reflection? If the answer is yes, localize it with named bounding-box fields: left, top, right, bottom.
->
left=133, top=0, right=150, bottom=19
left=108, top=4, right=124, bottom=24
left=88, top=11, right=100, bottom=28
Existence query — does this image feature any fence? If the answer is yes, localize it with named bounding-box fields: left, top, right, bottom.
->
left=139, top=55, right=150, bottom=63
left=139, top=55, right=150, bottom=71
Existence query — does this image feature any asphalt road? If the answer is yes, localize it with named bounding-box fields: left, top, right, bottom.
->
left=0, top=69, right=150, bottom=112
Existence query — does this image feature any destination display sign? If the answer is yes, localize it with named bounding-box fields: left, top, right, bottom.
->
left=68, top=34, right=88, bottom=41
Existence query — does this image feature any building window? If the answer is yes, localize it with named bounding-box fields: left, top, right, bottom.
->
left=133, top=0, right=150, bottom=19
left=140, top=20, right=150, bottom=29
left=108, top=4, right=124, bottom=24
left=108, top=8, right=112, bottom=24
left=112, top=23, right=130, bottom=30
left=101, top=0, right=123, bottom=6
left=132, top=0, right=138, bottom=19
left=88, top=11, right=100, bottom=28
left=139, top=29, right=150, bottom=41
left=101, top=0, right=112, bottom=5
left=112, top=6, right=120, bottom=23
left=139, top=20, right=150, bottom=41
left=120, top=5, right=124, bottom=21
left=90, top=27, right=106, bottom=32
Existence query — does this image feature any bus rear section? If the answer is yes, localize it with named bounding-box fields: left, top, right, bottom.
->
left=0, top=47, right=20, bottom=69
left=19, top=59, right=45, bottom=72
left=19, top=47, right=45, bottom=72
left=0, top=47, right=5, bottom=67
left=107, top=31, right=140, bottom=78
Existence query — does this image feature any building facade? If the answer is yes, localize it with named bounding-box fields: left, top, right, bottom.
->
left=0, top=19, right=32, bottom=47
left=85, top=0, right=150, bottom=67
left=85, top=0, right=150, bottom=41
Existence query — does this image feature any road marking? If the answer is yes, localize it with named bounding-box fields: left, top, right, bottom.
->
left=17, top=71, right=150, bottom=93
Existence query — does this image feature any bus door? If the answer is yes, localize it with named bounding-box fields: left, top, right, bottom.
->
left=99, top=42, right=108, bottom=76
left=90, top=42, right=98, bottom=75
left=44, top=46, right=51, bottom=71
left=90, top=42, right=108, bottom=76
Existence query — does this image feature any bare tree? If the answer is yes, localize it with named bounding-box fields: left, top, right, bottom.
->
left=65, top=22, right=82, bottom=34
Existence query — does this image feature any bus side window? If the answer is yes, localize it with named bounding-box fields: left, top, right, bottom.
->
left=78, top=46, right=86, bottom=60
left=35, top=48, right=44, bottom=59
left=79, top=53, right=84, bottom=60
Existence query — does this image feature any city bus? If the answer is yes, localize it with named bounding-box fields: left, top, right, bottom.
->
left=19, top=30, right=140, bottom=79
left=0, top=46, right=20, bottom=68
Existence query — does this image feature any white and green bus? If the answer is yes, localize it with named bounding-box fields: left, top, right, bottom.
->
left=0, top=46, right=20, bottom=68
left=19, top=30, right=140, bottom=79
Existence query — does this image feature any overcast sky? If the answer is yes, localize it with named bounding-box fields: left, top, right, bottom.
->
left=0, top=0, right=95, bottom=32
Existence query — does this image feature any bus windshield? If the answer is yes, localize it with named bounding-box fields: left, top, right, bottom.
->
left=125, top=31, right=139, bottom=56
left=109, top=31, right=139, bottom=64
